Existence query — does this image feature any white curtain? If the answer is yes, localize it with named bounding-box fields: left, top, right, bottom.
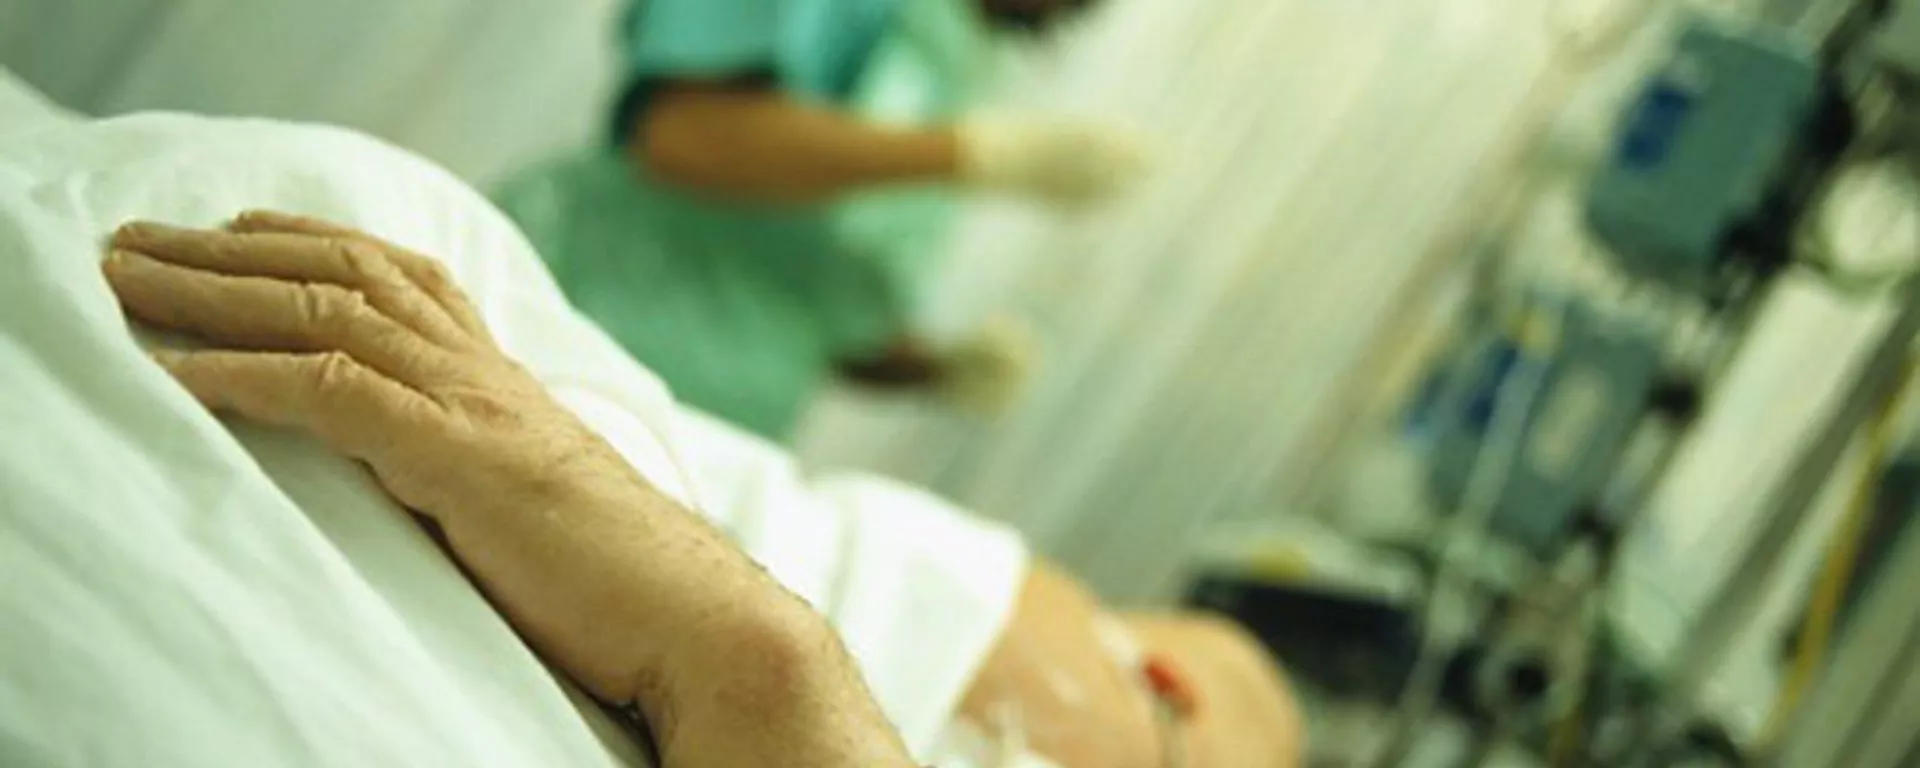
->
left=797, top=0, right=1613, bottom=601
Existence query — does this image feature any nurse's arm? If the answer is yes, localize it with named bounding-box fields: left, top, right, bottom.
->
left=637, top=81, right=961, bottom=203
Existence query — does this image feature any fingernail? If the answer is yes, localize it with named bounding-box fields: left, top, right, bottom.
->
left=150, top=348, right=188, bottom=368
left=102, top=248, right=147, bottom=272
left=110, top=221, right=148, bottom=244
left=233, top=209, right=286, bottom=228
left=111, top=220, right=173, bottom=246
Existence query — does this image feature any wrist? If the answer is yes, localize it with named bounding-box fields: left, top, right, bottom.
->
left=659, top=601, right=915, bottom=766
left=873, top=126, right=963, bottom=185
left=953, top=119, right=1001, bottom=188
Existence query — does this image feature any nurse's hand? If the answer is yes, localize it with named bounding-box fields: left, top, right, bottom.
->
left=960, top=118, right=1152, bottom=207
left=940, top=315, right=1037, bottom=418
left=103, top=211, right=917, bottom=768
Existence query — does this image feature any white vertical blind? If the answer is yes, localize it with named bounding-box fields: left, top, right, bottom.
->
left=798, top=0, right=1595, bottom=601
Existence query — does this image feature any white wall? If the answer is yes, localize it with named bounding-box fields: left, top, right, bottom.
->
left=0, top=0, right=625, bottom=186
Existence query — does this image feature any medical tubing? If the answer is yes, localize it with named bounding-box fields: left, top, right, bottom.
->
left=1370, top=296, right=1566, bottom=768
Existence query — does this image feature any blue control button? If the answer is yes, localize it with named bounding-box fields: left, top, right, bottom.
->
left=1617, top=78, right=1699, bottom=170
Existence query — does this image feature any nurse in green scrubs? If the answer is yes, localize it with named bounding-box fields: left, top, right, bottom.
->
left=495, top=0, right=1145, bottom=440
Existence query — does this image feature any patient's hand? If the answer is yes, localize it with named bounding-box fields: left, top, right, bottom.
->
left=104, top=211, right=915, bottom=767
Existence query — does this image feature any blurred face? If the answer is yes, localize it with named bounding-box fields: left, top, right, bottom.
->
left=975, top=0, right=1091, bottom=32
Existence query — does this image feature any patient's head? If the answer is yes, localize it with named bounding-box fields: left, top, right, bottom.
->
left=976, top=0, right=1098, bottom=32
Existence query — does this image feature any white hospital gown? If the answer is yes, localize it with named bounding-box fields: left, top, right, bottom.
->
left=0, top=76, right=1026, bottom=766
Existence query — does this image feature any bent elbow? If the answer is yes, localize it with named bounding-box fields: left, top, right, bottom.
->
left=632, top=107, right=710, bottom=188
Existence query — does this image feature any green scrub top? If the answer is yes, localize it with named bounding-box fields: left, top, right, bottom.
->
left=624, top=0, right=899, bottom=102
left=496, top=0, right=990, bottom=439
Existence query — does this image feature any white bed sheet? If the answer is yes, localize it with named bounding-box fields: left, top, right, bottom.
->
left=0, top=79, right=1025, bottom=765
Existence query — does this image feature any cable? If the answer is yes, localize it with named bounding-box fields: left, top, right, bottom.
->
left=1613, top=269, right=1920, bottom=766
left=1758, top=359, right=1916, bottom=743
left=1369, top=297, right=1566, bottom=768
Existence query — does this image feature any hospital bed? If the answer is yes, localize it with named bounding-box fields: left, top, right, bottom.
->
left=0, top=70, right=1030, bottom=767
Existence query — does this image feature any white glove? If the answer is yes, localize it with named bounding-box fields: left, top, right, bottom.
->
left=941, top=315, right=1038, bottom=418
left=959, top=118, right=1152, bottom=207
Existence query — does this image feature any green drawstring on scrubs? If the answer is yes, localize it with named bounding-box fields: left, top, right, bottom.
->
left=495, top=0, right=991, bottom=440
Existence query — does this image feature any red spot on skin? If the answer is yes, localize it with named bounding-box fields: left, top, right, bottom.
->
left=1144, top=655, right=1200, bottom=718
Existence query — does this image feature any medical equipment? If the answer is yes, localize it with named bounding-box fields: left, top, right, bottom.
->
left=1600, top=3, right=1920, bottom=765
left=1585, top=20, right=1846, bottom=299
left=1768, top=475, right=1920, bottom=768
left=1362, top=0, right=1920, bottom=764
left=1760, top=362, right=1912, bottom=742
left=1422, top=299, right=1675, bottom=556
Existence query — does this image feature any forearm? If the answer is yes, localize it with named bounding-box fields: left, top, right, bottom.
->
left=435, top=474, right=912, bottom=766
left=636, top=88, right=960, bottom=203
left=104, top=213, right=916, bottom=766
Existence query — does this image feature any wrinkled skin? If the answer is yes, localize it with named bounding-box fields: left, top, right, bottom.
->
left=103, top=211, right=917, bottom=767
